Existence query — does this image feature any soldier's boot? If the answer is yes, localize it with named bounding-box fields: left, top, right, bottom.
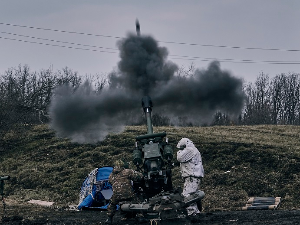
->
left=105, top=216, right=113, bottom=225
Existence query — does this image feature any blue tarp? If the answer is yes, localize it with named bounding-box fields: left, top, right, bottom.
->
left=78, top=167, right=114, bottom=210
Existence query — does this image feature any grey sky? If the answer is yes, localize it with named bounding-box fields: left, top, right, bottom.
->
left=0, top=0, right=299, bottom=84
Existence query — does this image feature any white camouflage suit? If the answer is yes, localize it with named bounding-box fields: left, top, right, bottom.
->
left=176, top=138, right=204, bottom=216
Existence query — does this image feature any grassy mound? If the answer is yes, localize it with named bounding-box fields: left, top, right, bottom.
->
left=1, top=124, right=300, bottom=212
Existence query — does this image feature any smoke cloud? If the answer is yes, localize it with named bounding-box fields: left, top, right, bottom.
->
left=109, top=33, right=178, bottom=95
left=152, top=61, right=245, bottom=123
left=49, top=32, right=245, bottom=143
left=49, top=81, right=139, bottom=143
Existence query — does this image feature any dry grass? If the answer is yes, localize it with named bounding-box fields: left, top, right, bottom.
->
left=1, top=124, right=300, bottom=212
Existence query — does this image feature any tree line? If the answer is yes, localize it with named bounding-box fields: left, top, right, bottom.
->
left=242, top=72, right=300, bottom=125
left=1, top=65, right=300, bottom=134
left=0, top=65, right=105, bottom=133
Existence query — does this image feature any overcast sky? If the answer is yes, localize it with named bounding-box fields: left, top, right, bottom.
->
left=0, top=0, right=299, bottom=84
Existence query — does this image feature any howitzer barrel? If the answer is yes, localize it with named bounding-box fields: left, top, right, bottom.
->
left=142, top=96, right=153, bottom=134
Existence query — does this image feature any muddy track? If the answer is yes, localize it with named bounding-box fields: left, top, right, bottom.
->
left=1, top=205, right=300, bottom=225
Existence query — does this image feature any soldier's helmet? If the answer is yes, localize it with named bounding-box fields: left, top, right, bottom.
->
left=113, top=159, right=129, bottom=169
left=114, top=160, right=124, bottom=169
left=177, top=138, right=194, bottom=149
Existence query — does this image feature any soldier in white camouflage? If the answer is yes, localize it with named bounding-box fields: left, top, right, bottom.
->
left=105, top=160, right=143, bottom=225
left=176, top=138, right=204, bottom=219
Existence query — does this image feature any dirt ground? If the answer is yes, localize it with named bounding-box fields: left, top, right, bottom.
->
left=1, top=204, right=300, bottom=225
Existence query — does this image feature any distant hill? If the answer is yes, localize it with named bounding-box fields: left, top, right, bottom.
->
left=1, top=124, right=300, bottom=211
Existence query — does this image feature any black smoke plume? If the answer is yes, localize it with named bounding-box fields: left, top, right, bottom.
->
left=109, top=33, right=178, bottom=95
left=49, top=33, right=245, bottom=143
left=152, top=61, right=245, bottom=124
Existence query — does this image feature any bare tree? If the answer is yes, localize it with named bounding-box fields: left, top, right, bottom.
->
left=269, top=74, right=285, bottom=124
left=0, top=65, right=84, bottom=131
left=243, top=73, right=271, bottom=124
left=282, top=73, right=300, bottom=125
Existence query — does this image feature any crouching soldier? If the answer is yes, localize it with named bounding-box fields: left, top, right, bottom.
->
left=105, top=160, right=143, bottom=225
left=176, top=138, right=204, bottom=219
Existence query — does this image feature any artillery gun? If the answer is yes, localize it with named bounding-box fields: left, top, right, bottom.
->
left=125, top=96, right=205, bottom=221
left=132, top=96, right=173, bottom=199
